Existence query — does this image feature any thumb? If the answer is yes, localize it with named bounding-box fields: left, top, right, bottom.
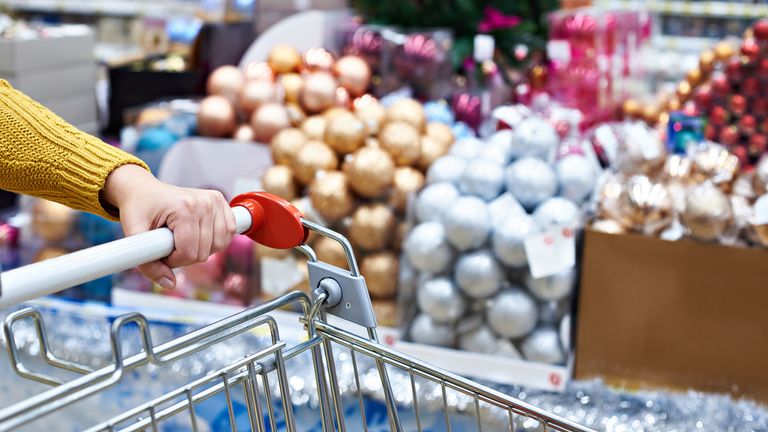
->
left=138, top=261, right=176, bottom=290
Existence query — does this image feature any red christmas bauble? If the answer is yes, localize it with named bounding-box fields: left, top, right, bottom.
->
left=709, top=105, right=729, bottom=126
left=719, top=126, right=740, bottom=146
left=754, top=19, right=768, bottom=41
left=732, top=145, right=749, bottom=165
left=759, top=58, right=768, bottom=75
left=704, top=123, right=719, bottom=141
left=741, top=38, right=761, bottom=60
left=742, top=77, right=760, bottom=94
left=730, top=94, right=748, bottom=116
left=693, top=84, right=713, bottom=109
left=725, top=58, right=742, bottom=81
left=711, top=74, right=731, bottom=95
left=749, top=134, right=768, bottom=156
left=740, top=115, right=758, bottom=136
left=753, top=98, right=768, bottom=117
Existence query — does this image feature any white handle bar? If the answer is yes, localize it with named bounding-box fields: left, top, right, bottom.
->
left=0, top=206, right=253, bottom=307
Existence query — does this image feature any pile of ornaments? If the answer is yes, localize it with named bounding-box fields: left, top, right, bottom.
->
left=259, top=92, right=457, bottom=326
left=403, top=107, right=600, bottom=365
left=196, top=44, right=375, bottom=143
left=590, top=120, right=768, bottom=248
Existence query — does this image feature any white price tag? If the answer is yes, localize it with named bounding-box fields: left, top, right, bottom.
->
left=524, top=227, right=576, bottom=279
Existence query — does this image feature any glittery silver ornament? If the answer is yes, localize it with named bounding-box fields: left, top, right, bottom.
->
left=487, top=288, right=538, bottom=338
left=410, top=313, right=454, bottom=347
left=538, top=300, right=569, bottom=325
left=444, top=196, right=491, bottom=250
left=510, top=116, right=559, bottom=160
left=449, top=137, right=484, bottom=159
left=404, top=222, right=454, bottom=274
left=560, top=314, right=571, bottom=352
left=556, top=154, right=597, bottom=203
left=533, top=197, right=581, bottom=229
left=459, top=325, right=522, bottom=359
left=488, top=192, right=526, bottom=227
left=478, top=130, right=514, bottom=165
left=525, top=267, right=575, bottom=302
left=426, top=154, right=467, bottom=185
left=520, top=326, right=565, bottom=365
left=417, top=277, right=466, bottom=324
left=415, top=182, right=460, bottom=222
left=492, top=213, right=538, bottom=267
left=455, top=250, right=502, bottom=299
left=505, top=157, right=558, bottom=210
left=459, top=158, right=504, bottom=201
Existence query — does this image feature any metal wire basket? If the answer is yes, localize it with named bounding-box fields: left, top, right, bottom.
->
left=0, top=192, right=594, bottom=432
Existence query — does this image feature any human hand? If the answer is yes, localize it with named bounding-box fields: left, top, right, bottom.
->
left=103, top=164, right=236, bottom=289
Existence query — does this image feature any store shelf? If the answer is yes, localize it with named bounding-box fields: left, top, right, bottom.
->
left=601, top=0, right=768, bottom=18
left=1, top=0, right=199, bottom=17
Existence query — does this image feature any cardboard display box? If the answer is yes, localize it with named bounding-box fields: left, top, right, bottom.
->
left=575, top=229, right=768, bottom=402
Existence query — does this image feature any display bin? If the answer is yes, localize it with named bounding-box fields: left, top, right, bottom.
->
left=575, top=229, right=768, bottom=403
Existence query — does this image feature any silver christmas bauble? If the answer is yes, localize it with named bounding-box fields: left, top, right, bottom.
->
left=505, top=157, right=558, bottom=210
left=560, top=314, right=571, bottom=352
left=417, top=277, right=466, bottom=323
left=478, top=130, right=514, bottom=165
left=415, top=182, right=460, bottom=222
left=492, top=213, right=538, bottom=267
left=556, top=154, right=597, bottom=203
left=520, top=326, right=565, bottom=365
left=444, top=196, right=491, bottom=250
left=455, top=250, right=502, bottom=299
left=533, top=197, right=581, bottom=229
left=459, top=158, right=504, bottom=201
left=488, top=192, right=526, bottom=227
left=459, top=325, right=521, bottom=359
left=426, top=154, right=467, bottom=185
left=538, top=300, right=569, bottom=325
left=410, top=314, right=454, bottom=347
left=487, top=288, right=538, bottom=339
left=450, top=137, right=484, bottom=159
left=510, top=117, right=559, bottom=160
left=404, top=222, right=454, bottom=273
left=525, top=267, right=575, bottom=302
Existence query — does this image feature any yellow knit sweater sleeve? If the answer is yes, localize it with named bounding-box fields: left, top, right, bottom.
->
left=0, top=79, right=148, bottom=220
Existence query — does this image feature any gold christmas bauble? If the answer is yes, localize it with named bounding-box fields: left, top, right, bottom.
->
left=379, top=121, right=421, bottom=166
left=676, top=82, right=692, bottom=102
left=371, top=299, right=399, bottom=327
left=250, top=103, right=291, bottom=143
left=240, top=80, right=278, bottom=118
left=313, top=235, right=348, bottom=269
left=323, top=107, right=352, bottom=121
left=622, top=99, right=641, bottom=118
left=389, top=167, right=425, bottom=212
left=418, top=135, right=450, bottom=171
left=348, top=203, right=395, bottom=251
left=293, top=140, right=339, bottom=185
left=714, top=41, right=735, bottom=61
left=270, top=128, right=307, bottom=165
left=334, top=55, right=372, bottom=97
left=425, top=122, right=455, bottom=147
left=136, top=107, right=170, bottom=127
left=699, top=50, right=716, bottom=74
left=343, top=146, right=395, bottom=198
left=681, top=183, right=732, bottom=242
left=32, top=200, right=76, bottom=242
left=309, top=171, right=354, bottom=222
left=302, top=47, right=335, bottom=72
left=335, top=87, right=352, bottom=109
left=325, top=113, right=366, bottom=154
left=386, top=98, right=426, bottom=132
left=244, top=61, right=274, bottom=82
left=285, top=103, right=306, bottom=126
left=34, top=246, right=68, bottom=263
left=279, top=73, right=303, bottom=104
left=686, top=68, right=703, bottom=86
left=267, top=44, right=302, bottom=74
left=355, top=99, right=386, bottom=136
left=301, top=72, right=337, bottom=114
left=360, top=251, right=399, bottom=299
left=301, top=115, right=327, bottom=140
left=233, top=124, right=255, bottom=141
left=206, top=65, right=245, bottom=101
left=392, top=221, right=409, bottom=252
left=262, top=165, right=297, bottom=200
left=197, top=95, right=237, bottom=137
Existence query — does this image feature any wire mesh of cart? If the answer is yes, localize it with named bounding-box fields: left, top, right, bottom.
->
left=0, top=192, right=594, bottom=432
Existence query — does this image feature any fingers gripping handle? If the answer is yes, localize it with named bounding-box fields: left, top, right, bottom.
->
left=0, top=192, right=305, bottom=307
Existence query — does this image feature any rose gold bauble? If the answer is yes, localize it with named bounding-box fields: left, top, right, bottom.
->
left=267, top=44, right=302, bottom=74
left=389, top=166, right=425, bottom=212
left=309, top=171, right=354, bottom=222
left=313, top=235, right=348, bottom=269
left=386, top=98, right=426, bottom=132
left=348, top=203, right=395, bottom=251
left=240, top=80, right=278, bottom=117
left=270, top=128, right=307, bottom=165
left=244, top=61, right=274, bottom=81
left=250, top=103, right=291, bottom=143
left=323, top=107, right=352, bottom=121
left=418, top=135, right=451, bottom=171
left=34, top=247, right=68, bottom=263
left=301, top=115, right=327, bottom=140
left=335, top=87, right=352, bottom=108
left=197, top=95, right=237, bottom=137
left=334, top=55, right=372, bottom=97
left=379, top=121, right=421, bottom=166
left=302, top=47, right=335, bottom=72
left=360, top=252, right=399, bottom=299
left=32, top=200, right=75, bottom=242
left=233, top=124, right=255, bottom=141
left=355, top=98, right=386, bottom=135
left=285, top=103, right=306, bottom=126
left=343, top=146, right=396, bottom=198
left=300, top=72, right=337, bottom=114
left=371, top=299, right=399, bottom=327
left=425, top=122, right=455, bottom=147
left=325, top=113, right=366, bottom=154
left=293, top=140, right=339, bottom=185
left=279, top=73, right=303, bottom=104
left=261, top=165, right=297, bottom=200
left=206, top=65, right=245, bottom=100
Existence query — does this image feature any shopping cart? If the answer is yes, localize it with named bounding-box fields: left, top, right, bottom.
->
left=0, top=192, right=594, bottom=432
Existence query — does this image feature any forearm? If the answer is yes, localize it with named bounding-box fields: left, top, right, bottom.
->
left=0, top=80, right=148, bottom=220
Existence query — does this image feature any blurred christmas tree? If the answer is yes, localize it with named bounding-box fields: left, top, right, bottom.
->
left=351, top=0, right=559, bottom=71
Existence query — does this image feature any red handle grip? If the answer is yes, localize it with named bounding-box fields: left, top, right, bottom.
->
left=230, top=192, right=308, bottom=249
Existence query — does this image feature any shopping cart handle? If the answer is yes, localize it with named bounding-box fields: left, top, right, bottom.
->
left=0, top=192, right=307, bottom=307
